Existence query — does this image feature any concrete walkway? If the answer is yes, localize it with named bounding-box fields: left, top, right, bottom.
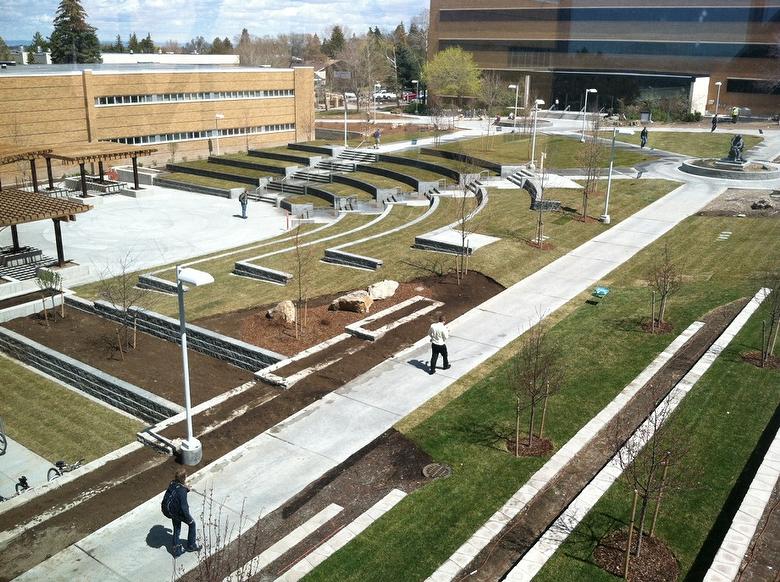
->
left=17, top=157, right=748, bottom=582
left=0, top=436, right=51, bottom=500
left=0, top=186, right=289, bottom=286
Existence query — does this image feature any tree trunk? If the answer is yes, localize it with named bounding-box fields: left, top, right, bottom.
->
left=636, top=495, right=650, bottom=557
left=539, top=385, right=550, bottom=439
left=41, top=294, right=49, bottom=327
left=658, top=294, right=668, bottom=324
left=60, top=280, right=65, bottom=318
left=116, top=328, right=124, bottom=361
left=768, top=317, right=779, bottom=359
left=528, top=401, right=536, bottom=447
left=515, top=396, right=521, bottom=457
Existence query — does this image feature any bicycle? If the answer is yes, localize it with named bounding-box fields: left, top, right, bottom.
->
left=0, top=417, right=6, bottom=456
left=47, top=458, right=85, bottom=481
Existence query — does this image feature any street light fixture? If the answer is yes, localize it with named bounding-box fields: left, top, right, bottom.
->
left=529, top=99, right=545, bottom=169
left=713, top=81, right=722, bottom=127
left=176, top=266, right=215, bottom=466
left=412, top=79, right=419, bottom=115
left=580, top=88, right=598, bottom=142
left=601, top=127, right=635, bottom=224
left=508, top=83, right=520, bottom=131
left=214, top=113, right=225, bottom=156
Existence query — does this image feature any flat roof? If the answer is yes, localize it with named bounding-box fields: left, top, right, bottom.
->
left=0, top=63, right=312, bottom=78
left=0, top=187, right=91, bottom=227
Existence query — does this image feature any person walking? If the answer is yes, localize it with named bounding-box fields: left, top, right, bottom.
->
left=731, top=106, right=739, bottom=124
left=640, top=126, right=648, bottom=148
left=711, top=115, right=718, bottom=132
left=163, top=469, right=200, bottom=557
left=373, top=128, right=382, bottom=149
left=428, top=314, right=450, bottom=375
left=239, top=190, right=248, bottom=219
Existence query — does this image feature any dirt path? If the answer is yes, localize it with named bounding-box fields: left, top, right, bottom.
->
left=460, top=298, right=747, bottom=581
left=0, top=272, right=501, bottom=581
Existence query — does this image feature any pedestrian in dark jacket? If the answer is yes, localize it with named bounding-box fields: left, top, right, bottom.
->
left=169, top=469, right=200, bottom=556
left=640, top=126, right=648, bottom=148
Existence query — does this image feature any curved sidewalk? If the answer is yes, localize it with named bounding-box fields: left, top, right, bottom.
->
left=15, top=177, right=742, bottom=582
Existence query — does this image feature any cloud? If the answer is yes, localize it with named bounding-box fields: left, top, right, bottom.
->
left=0, top=0, right=424, bottom=42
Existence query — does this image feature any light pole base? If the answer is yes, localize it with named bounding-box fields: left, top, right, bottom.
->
left=180, top=438, right=202, bottom=466
left=600, top=214, right=611, bottom=224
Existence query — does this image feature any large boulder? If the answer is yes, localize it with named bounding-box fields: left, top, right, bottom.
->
left=368, top=280, right=399, bottom=300
left=329, top=290, right=373, bottom=313
left=266, top=300, right=296, bottom=323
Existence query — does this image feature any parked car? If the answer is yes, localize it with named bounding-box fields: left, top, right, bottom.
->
left=373, top=90, right=397, bottom=101
left=402, top=91, right=417, bottom=101
left=344, top=92, right=357, bottom=101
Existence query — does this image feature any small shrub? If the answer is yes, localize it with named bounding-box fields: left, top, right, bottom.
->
left=320, top=318, right=331, bottom=327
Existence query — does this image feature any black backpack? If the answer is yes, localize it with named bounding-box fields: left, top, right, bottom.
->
left=161, top=482, right=180, bottom=519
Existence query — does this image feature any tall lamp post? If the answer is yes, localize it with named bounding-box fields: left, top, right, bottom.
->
left=508, top=83, right=520, bottom=131
left=176, top=267, right=215, bottom=465
left=343, top=92, right=348, bottom=147
left=713, top=81, right=722, bottom=126
left=580, top=88, right=598, bottom=142
left=373, top=82, right=380, bottom=122
left=214, top=113, right=225, bottom=156
left=412, top=79, right=419, bottom=115
left=529, top=99, right=545, bottom=169
left=601, top=127, right=635, bottom=224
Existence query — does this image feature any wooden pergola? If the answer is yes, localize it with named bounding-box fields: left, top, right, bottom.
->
left=1, top=187, right=91, bottom=267
left=0, top=144, right=54, bottom=193
left=48, top=142, right=158, bottom=196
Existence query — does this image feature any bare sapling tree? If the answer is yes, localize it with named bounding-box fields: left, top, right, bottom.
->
left=175, top=488, right=264, bottom=581
left=510, top=315, right=565, bottom=454
left=575, top=115, right=603, bottom=219
left=614, top=397, right=690, bottom=560
left=761, top=273, right=780, bottom=366
left=649, top=244, right=682, bottom=326
left=35, top=269, right=62, bottom=326
left=96, top=253, right=155, bottom=355
left=293, top=224, right=313, bottom=339
left=478, top=71, right=511, bottom=149
left=452, top=151, right=486, bottom=285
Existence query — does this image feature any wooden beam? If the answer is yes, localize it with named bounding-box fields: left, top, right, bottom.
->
left=53, top=218, right=65, bottom=267
left=46, top=157, right=54, bottom=189
left=30, top=159, right=39, bottom=193
left=79, top=163, right=88, bottom=198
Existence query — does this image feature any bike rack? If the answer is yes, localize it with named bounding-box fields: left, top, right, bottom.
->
left=136, top=428, right=177, bottom=456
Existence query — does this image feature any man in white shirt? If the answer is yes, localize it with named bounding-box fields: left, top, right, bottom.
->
left=428, top=314, right=450, bottom=375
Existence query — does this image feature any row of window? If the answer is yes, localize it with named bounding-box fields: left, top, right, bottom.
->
left=440, top=39, right=779, bottom=60
left=95, top=89, right=294, bottom=107
left=440, top=7, right=780, bottom=24
left=108, top=123, right=295, bottom=145
left=727, top=78, right=780, bottom=95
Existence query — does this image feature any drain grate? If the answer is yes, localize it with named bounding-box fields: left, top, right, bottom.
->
left=423, top=463, right=453, bottom=480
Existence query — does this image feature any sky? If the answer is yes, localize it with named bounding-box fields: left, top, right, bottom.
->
left=0, top=0, right=425, bottom=45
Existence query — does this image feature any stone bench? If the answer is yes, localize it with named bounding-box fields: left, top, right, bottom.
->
left=233, top=262, right=293, bottom=285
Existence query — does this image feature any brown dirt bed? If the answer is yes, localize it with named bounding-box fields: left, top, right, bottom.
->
left=594, top=528, right=680, bottom=582
left=0, top=289, right=58, bottom=310
left=196, top=274, right=497, bottom=357
left=2, top=309, right=253, bottom=406
left=697, top=188, right=779, bottom=218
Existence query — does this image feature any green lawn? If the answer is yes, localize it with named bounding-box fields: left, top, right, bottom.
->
left=161, top=172, right=248, bottom=190
left=317, top=182, right=375, bottom=200
left=350, top=171, right=415, bottom=193
left=615, top=131, right=763, bottom=158
left=396, top=150, right=491, bottom=175
left=306, top=214, right=779, bottom=582
left=536, top=298, right=778, bottom=581
left=0, top=355, right=143, bottom=463
left=207, top=154, right=291, bottom=171
left=285, top=194, right=336, bottom=208
left=438, top=134, right=654, bottom=168
left=373, top=162, right=454, bottom=186
left=309, top=129, right=455, bottom=148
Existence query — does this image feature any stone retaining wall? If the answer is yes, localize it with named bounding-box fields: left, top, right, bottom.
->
left=248, top=149, right=319, bottom=167
left=155, top=177, right=243, bottom=199
left=356, top=164, right=438, bottom=195
left=331, top=174, right=399, bottom=204
left=288, top=143, right=343, bottom=157
left=65, top=296, right=283, bottom=371
left=165, top=163, right=264, bottom=186
left=0, top=326, right=180, bottom=424
left=419, top=148, right=501, bottom=172
left=378, top=153, right=460, bottom=182
left=136, top=274, right=179, bottom=294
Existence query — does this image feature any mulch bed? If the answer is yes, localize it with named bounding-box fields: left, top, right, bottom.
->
left=593, top=528, right=680, bottom=582
left=506, top=436, right=554, bottom=457
left=0, top=289, right=59, bottom=310
left=740, top=350, right=780, bottom=369
left=525, top=241, right=555, bottom=251
left=363, top=297, right=435, bottom=331
left=641, top=318, right=675, bottom=334
left=2, top=309, right=253, bottom=406
left=196, top=274, right=493, bottom=357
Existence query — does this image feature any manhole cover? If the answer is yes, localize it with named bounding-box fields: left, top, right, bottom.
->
left=423, top=463, right=452, bottom=480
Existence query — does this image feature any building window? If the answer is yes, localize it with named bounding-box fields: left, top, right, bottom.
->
left=727, top=78, right=780, bottom=95
left=95, top=88, right=295, bottom=107
left=106, top=123, right=295, bottom=145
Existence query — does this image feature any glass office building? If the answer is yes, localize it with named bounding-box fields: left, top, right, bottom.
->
left=429, top=1, right=780, bottom=115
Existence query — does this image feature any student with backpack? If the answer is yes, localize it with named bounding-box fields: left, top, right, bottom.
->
left=161, top=469, right=200, bottom=556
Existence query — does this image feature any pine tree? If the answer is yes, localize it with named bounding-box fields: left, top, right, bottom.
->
left=128, top=32, right=139, bottom=53
left=322, top=25, right=345, bottom=58
left=0, top=37, right=12, bottom=61
left=211, top=37, right=224, bottom=54
left=114, top=35, right=123, bottom=52
left=138, top=33, right=154, bottom=53
left=222, top=37, right=233, bottom=52
left=49, top=0, right=101, bottom=64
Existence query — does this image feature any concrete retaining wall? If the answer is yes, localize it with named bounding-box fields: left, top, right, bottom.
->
left=155, top=177, right=241, bottom=198
left=136, top=274, right=179, bottom=294
left=288, top=143, right=343, bottom=157
left=233, top=262, right=293, bottom=285
left=331, top=174, right=400, bottom=204
left=248, top=150, right=320, bottom=167
left=322, top=249, right=383, bottom=270
left=65, top=296, right=284, bottom=371
left=378, top=153, right=460, bottom=182
left=0, top=326, right=181, bottom=424
left=166, top=163, right=265, bottom=186
left=419, top=148, right=501, bottom=172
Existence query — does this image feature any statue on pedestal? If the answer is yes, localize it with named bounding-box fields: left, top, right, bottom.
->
left=728, top=134, right=745, bottom=162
